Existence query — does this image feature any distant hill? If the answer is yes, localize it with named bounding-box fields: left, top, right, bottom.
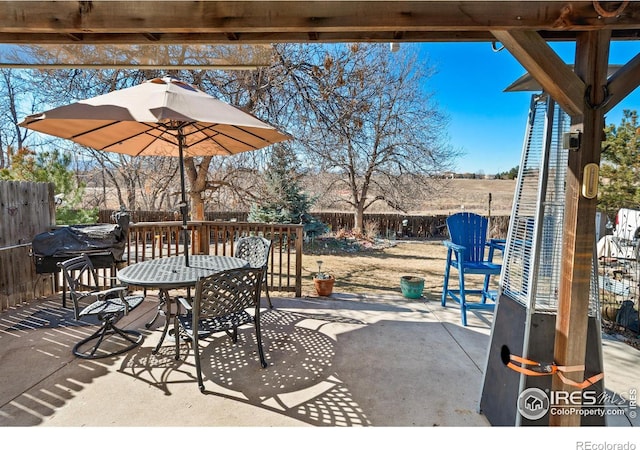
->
left=310, top=178, right=516, bottom=217
left=419, top=178, right=515, bottom=216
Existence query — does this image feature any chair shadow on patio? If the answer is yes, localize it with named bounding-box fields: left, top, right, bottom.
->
left=0, top=297, right=157, bottom=426
left=117, top=308, right=373, bottom=426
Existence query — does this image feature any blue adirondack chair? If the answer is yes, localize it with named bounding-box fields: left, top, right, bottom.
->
left=441, top=212, right=504, bottom=326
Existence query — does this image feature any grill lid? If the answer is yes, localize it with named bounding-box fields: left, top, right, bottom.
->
left=32, top=212, right=129, bottom=261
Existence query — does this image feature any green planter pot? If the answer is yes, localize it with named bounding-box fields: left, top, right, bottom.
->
left=400, top=276, right=424, bottom=299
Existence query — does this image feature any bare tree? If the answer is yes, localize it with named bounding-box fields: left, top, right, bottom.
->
left=0, top=69, right=39, bottom=168
left=273, top=43, right=458, bottom=231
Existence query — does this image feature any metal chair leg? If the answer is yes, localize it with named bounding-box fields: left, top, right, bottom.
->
left=193, top=335, right=205, bottom=393
left=254, top=318, right=268, bottom=369
left=73, top=320, right=143, bottom=359
left=263, top=278, right=273, bottom=309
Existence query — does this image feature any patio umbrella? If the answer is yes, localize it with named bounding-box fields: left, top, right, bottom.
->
left=19, top=76, right=290, bottom=266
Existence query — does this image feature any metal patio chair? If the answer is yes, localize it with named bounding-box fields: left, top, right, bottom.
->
left=174, top=267, right=268, bottom=393
left=441, top=212, right=504, bottom=326
left=234, top=236, right=273, bottom=308
left=57, top=253, right=145, bottom=359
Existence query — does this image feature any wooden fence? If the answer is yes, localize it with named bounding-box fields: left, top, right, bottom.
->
left=0, top=181, right=55, bottom=247
left=0, top=181, right=56, bottom=311
left=312, top=212, right=510, bottom=238
left=99, top=210, right=511, bottom=239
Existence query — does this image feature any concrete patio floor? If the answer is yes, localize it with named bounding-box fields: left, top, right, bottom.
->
left=1, top=289, right=638, bottom=436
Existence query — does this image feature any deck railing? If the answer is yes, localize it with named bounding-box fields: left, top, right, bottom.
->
left=0, top=221, right=303, bottom=313
left=126, top=221, right=304, bottom=297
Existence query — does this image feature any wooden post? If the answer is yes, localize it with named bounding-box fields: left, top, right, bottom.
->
left=550, top=30, right=610, bottom=427
left=295, top=224, right=304, bottom=298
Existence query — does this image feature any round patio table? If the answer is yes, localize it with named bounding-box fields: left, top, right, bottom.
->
left=118, top=255, right=249, bottom=353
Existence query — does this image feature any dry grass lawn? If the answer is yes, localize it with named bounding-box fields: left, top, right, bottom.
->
left=300, top=239, right=501, bottom=300
left=297, top=178, right=515, bottom=298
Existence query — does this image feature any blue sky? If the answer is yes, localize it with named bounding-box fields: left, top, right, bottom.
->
left=415, top=41, right=640, bottom=175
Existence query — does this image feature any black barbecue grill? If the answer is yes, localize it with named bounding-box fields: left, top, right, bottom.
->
left=32, top=211, right=130, bottom=307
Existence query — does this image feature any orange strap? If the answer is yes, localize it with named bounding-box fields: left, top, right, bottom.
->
left=556, top=371, right=604, bottom=390
left=506, top=353, right=604, bottom=390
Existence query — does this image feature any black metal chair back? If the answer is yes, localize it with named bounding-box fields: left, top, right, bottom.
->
left=234, top=236, right=273, bottom=308
left=58, top=253, right=101, bottom=320
left=175, top=267, right=267, bottom=392
left=57, top=254, right=144, bottom=359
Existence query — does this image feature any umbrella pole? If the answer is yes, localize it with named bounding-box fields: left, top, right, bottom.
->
left=178, top=130, right=189, bottom=267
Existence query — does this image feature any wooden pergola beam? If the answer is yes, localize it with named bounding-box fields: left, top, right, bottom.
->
left=491, top=29, right=585, bottom=117
left=0, top=1, right=604, bottom=33
left=0, top=1, right=638, bottom=44
left=0, top=29, right=639, bottom=45
left=604, top=52, right=640, bottom=114
left=550, top=29, right=610, bottom=426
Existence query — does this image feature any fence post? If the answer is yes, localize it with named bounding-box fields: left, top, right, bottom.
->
left=295, top=225, right=303, bottom=297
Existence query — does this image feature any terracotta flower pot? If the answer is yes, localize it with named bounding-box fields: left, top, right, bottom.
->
left=314, top=276, right=335, bottom=296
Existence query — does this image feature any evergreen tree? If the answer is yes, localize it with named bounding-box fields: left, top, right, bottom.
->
left=495, top=165, right=519, bottom=180
left=249, top=145, right=312, bottom=224
left=0, top=147, right=97, bottom=224
left=599, top=110, right=640, bottom=216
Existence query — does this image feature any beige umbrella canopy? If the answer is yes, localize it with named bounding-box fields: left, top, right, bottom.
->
left=19, top=76, right=290, bottom=265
